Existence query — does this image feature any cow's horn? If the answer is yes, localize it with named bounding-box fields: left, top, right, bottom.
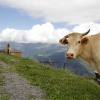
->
left=82, top=29, right=90, bottom=36
left=64, top=35, right=69, bottom=38
left=62, top=35, right=69, bottom=42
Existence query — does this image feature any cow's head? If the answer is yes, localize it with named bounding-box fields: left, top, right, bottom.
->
left=59, top=29, right=90, bottom=59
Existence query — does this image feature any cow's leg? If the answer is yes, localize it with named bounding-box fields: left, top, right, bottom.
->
left=92, top=55, right=100, bottom=82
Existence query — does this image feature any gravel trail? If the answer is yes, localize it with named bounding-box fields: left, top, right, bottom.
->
left=0, top=61, right=45, bottom=100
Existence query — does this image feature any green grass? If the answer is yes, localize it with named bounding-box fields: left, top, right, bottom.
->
left=0, top=53, right=100, bottom=100
left=28, top=94, right=36, bottom=100
left=0, top=65, right=3, bottom=84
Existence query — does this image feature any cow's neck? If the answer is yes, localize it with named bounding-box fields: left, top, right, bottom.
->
left=79, top=42, right=96, bottom=69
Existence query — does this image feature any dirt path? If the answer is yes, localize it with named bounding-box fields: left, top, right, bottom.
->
left=0, top=61, right=45, bottom=100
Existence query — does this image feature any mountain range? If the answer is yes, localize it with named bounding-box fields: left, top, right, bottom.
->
left=0, top=42, right=94, bottom=76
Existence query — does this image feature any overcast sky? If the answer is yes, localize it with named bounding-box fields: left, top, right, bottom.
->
left=0, top=0, right=100, bottom=43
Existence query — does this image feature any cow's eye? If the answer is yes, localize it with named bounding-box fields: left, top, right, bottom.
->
left=78, top=41, right=81, bottom=43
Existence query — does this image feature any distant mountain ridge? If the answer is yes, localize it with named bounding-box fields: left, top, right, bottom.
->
left=0, top=42, right=94, bottom=76
left=0, top=42, right=65, bottom=57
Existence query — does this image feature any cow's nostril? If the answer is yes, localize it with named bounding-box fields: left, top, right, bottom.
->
left=71, top=54, right=74, bottom=57
left=67, top=54, right=69, bottom=57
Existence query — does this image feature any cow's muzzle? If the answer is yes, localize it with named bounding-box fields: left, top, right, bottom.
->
left=66, top=53, right=74, bottom=59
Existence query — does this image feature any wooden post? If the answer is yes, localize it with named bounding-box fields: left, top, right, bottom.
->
left=62, top=60, right=66, bottom=69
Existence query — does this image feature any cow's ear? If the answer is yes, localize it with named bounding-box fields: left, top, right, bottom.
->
left=59, top=39, right=68, bottom=45
left=81, top=37, right=89, bottom=45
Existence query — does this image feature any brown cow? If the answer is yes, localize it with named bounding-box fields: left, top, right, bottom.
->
left=59, top=29, right=100, bottom=81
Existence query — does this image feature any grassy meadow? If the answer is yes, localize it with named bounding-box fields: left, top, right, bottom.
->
left=0, top=53, right=100, bottom=100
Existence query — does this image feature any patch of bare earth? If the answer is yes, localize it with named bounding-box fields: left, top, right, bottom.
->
left=0, top=61, right=45, bottom=100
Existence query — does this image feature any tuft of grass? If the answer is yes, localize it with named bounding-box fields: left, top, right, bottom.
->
left=0, top=88, right=9, bottom=100
left=0, top=53, right=100, bottom=100
left=0, top=96, right=9, bottom=100
left=0, top=65, right=4, bottom=86
left=28, top=94, right=36, bottom=100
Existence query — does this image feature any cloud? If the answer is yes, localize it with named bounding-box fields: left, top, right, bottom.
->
left=0, top=22, right=69, bottom=43
left=73, top=22, right=100, bottom=35
left=0, top=0, right=100, bottom=24
left=0, top=22, right=100, bottom=43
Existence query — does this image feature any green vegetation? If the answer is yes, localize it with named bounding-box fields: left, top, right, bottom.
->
left=0, top=53, right=100, bottom=100
left=28, top=94, right=36, bottom=100
left=0, top=69, right=3, bottom=85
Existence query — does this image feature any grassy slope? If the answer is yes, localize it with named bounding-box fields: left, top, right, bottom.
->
left=0, top=53, right=100, bottom=100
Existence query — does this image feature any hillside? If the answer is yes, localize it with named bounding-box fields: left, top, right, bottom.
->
left=0, top=53, right=100, bottom=100
left=0, top=42, right=94, bottom=76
